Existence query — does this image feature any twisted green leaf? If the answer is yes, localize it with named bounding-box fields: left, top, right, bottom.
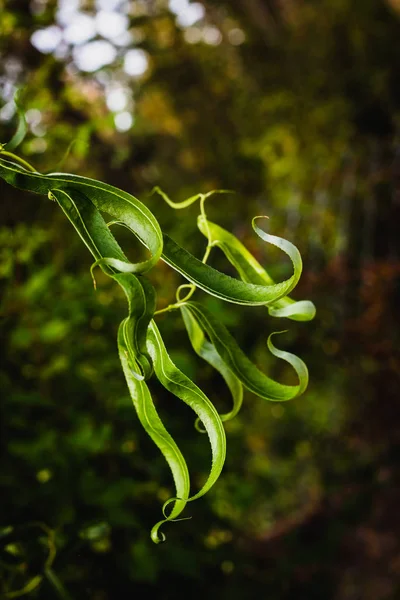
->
left=83, top=212, right=307, bottom=309
left=50, top=184, right=192, bottom=536
left=146, top=321, right=226, bottom=539
left=50, top=187, right=155, bottom=379
left=0, top=158, right=163, bottom=273
left=161, top=217, right=302, bottom=305
left=115, top=274, right=155, bottom=380
left=181, top=302, right=308, bottom=401
left=118, top=322, right=190, bottom=541
left=180, top=305, right=243, bottom=428
left=197, top=215, right=316, bottom=321
left=0, top=159, right=311, bottom=307
left=152, top=186, right=313, bottom=310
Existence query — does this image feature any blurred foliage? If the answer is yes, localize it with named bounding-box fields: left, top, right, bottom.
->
left=1, top=0, right=400, bottom=598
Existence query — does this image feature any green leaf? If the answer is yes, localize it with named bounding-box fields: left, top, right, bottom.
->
left=89, top=209, right=306, bottom=309
left=49, top=188, right=127, bottom=272
left=196, top=214, right=316, bottom=320
left=118, top=322, right=190, bottom=543
left=267, top=300, right=316, bottom=320
left=161, top=217, right=302, bottom=305
left=116, top=274, right=156, bottom=380
left=181, top=302, right=308, bottom=401
left=0, top=159, right=163, bottom=273
left=146, top=321, right=226, bottom=537
left=50, top=187, right=156, bottom=379
left=180, top=305, right=243, bottom=428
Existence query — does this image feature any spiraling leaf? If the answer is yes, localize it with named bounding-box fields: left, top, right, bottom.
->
left=115, top=274, right=155, bottom=380
left=0, top=159, right=163, bottom=273
left=50, top=187, right=156, bottom=379
left=146, top=321, right=226, bottom=529
left=180, top=305, right=243, bottom=427
left=49, top=188, right=126, bottom=271
left=182, top=302, right=308, bottom=401
left=118, top=322, right=190, bottom=542
left=197, top=215, right=316, bottom=321
left=89, top=213, right=306, bottom=308
left=161, top=222, right=302, bottom=306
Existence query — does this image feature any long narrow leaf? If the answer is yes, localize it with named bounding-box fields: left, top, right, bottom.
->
left=51, top=187, right=156, bottom=379
left=118, top=323, right=190, bottom=543
left=115, top=274, right=156, bottom=380
left=0, top=159, right=163, bottom=273
left=89, top=211, right=306, bottom=308
left=146, top=321, right=226, bottom=501
left=0, top=160, right=312, bottom=307
left=161, top=223, right=302, bottom=305
left=197, top=215, right=316, bottom=321
left=50, top=188, right=126, bottom=269
left=180, top=305, right=243, bottom=426
left=182, top=302, right=308, bottom=401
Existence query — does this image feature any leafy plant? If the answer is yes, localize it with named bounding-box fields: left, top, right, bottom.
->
left=0, top=116, right=315, bottom=544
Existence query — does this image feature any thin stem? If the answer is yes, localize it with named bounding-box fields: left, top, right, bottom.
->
left=0, top=148, right=36, bottom=172
left=154, top=301, right=185, bottom=316
left=176, top=283, right=196, bottom=304
left=199, top=193, right=217, bottom=263
left=201, top=243, right=213, bottom=265
left=155, top=191, right=223, bottom=313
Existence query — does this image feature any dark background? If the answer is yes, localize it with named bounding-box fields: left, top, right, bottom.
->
left=1, top=1, right=400, bottom=598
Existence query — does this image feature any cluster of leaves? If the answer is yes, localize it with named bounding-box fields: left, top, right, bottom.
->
left=0, top=111, right=315, bottom=546
left=2, top=2, right=400, bottom=597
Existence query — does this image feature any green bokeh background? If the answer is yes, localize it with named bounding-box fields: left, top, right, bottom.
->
left=1, top=1, right=400, bottom=598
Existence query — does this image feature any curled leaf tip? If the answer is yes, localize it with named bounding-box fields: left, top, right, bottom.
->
left=176, top=283, right=195, bottom=303
left=270, top=329, right=289, bottom=337
left=150, top=523, right=166, bottom=544
left=162, top=497, right=180, bottom=519
left=269, top=300, right=316, bottom=321
left=150, top=500, right=193, bottom=545
left=162, top=497, right=192, bottom=522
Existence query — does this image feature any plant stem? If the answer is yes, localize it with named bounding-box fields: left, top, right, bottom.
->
left=154, top=301, right=185, bottom=316
left=0, top=149, right=36, bottom=172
